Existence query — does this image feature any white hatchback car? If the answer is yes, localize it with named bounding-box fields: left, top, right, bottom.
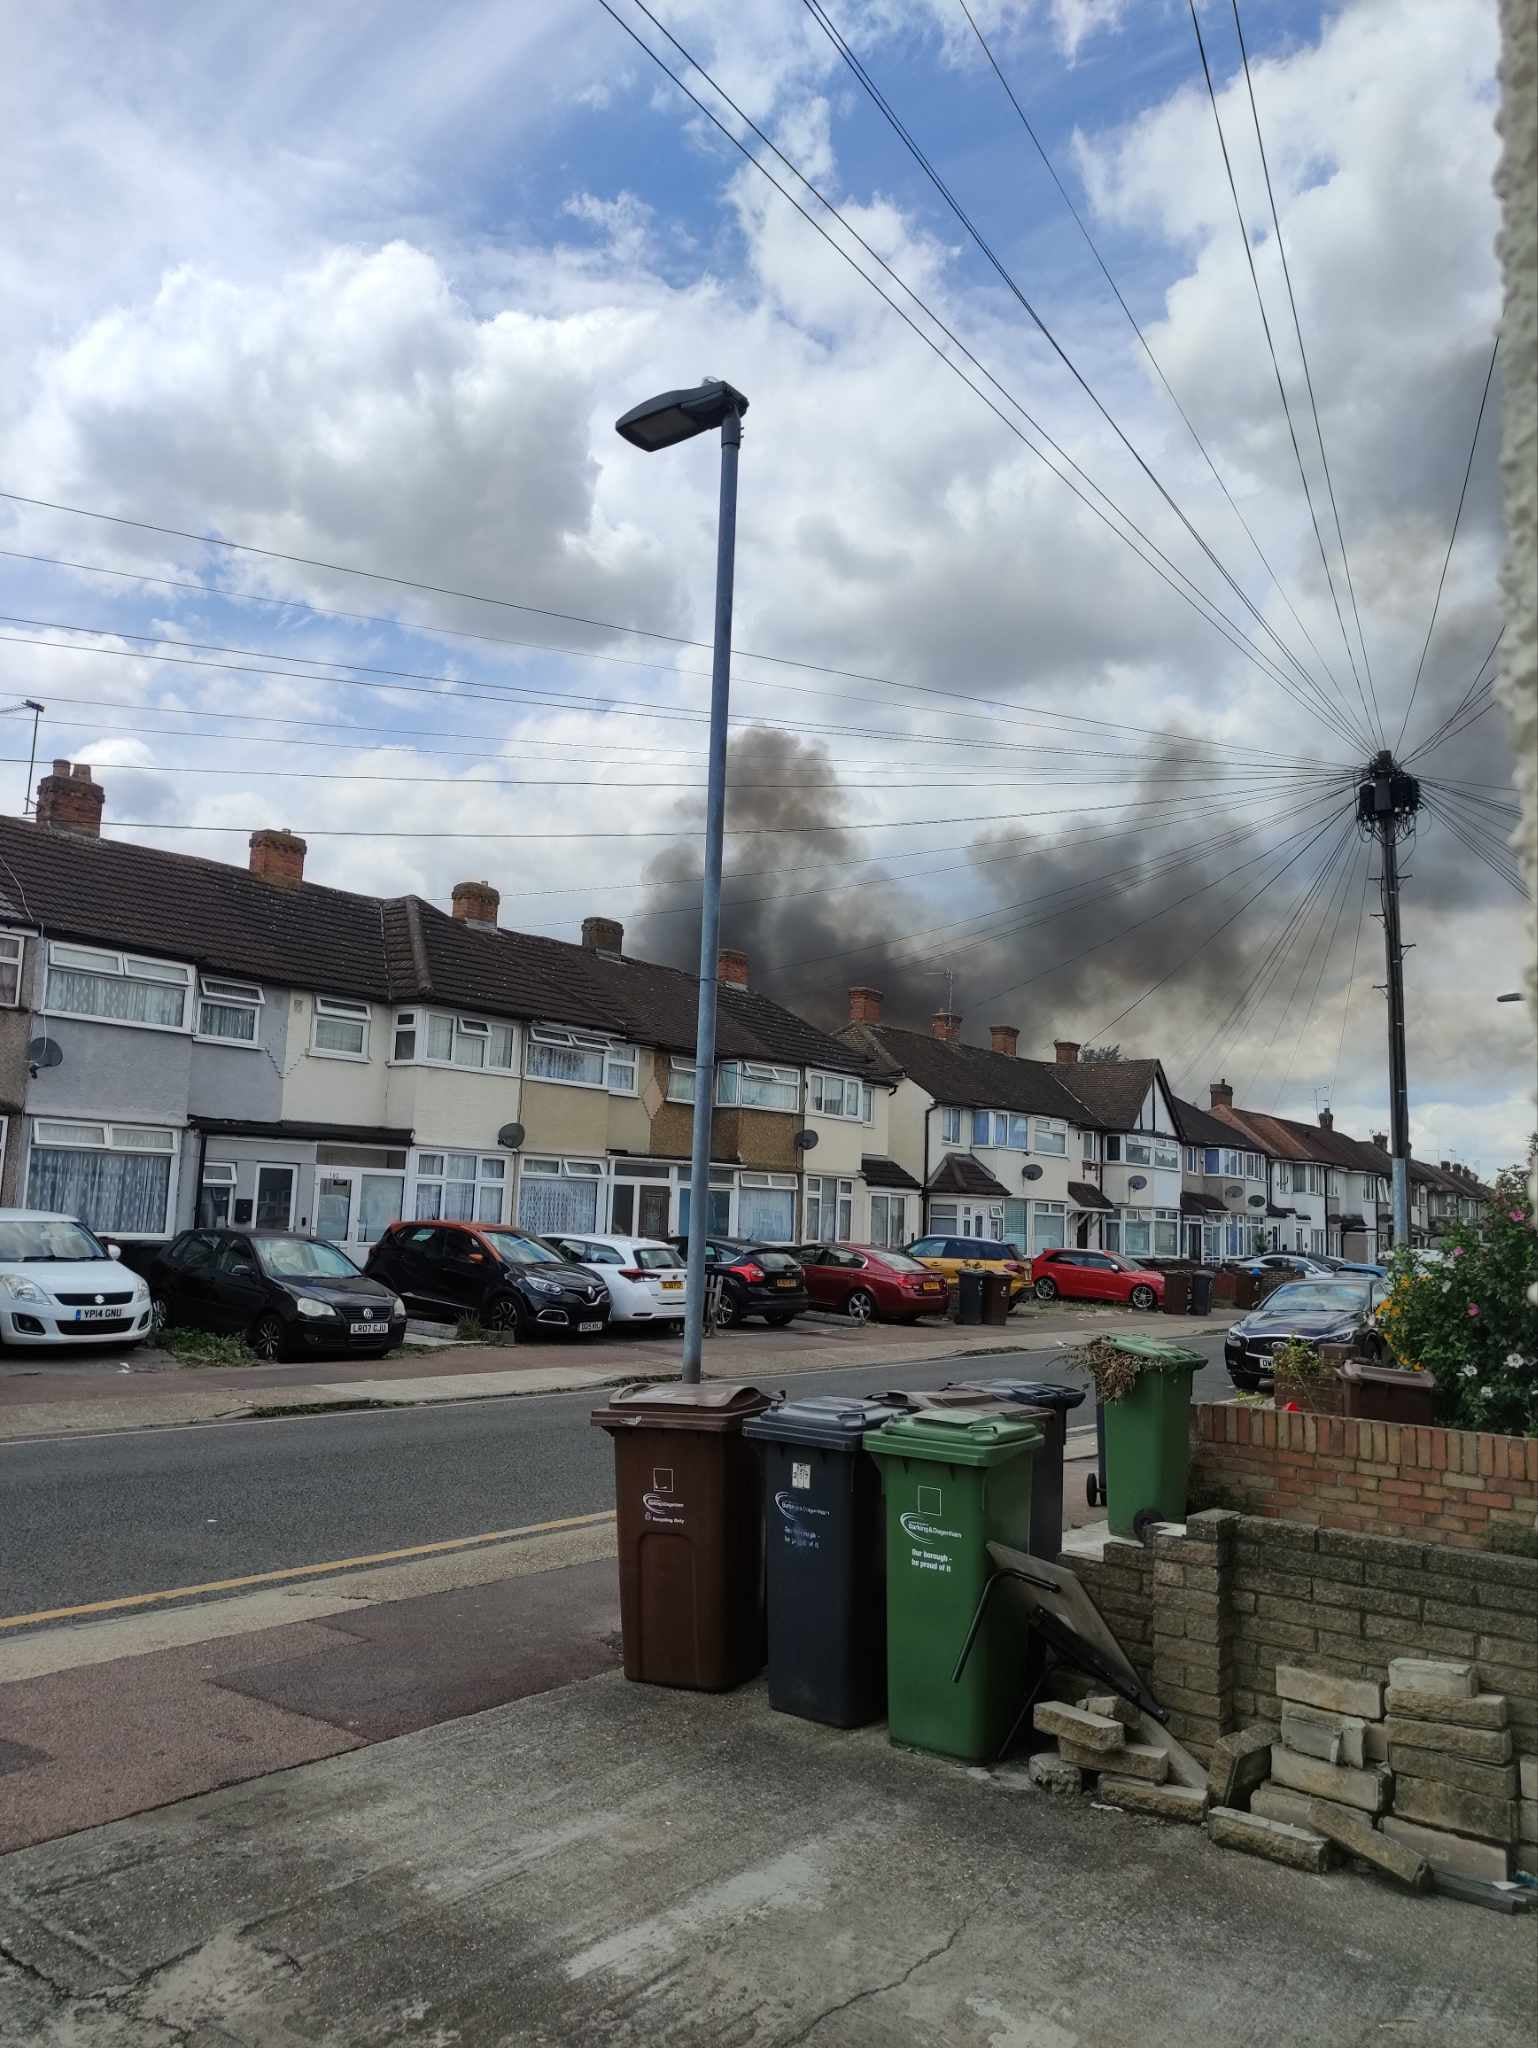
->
left=546, top=1234, right=687, bottom=1326
left=0, top=1209, right=154, bottom=1348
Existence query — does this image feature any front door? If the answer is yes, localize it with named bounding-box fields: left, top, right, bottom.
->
left=316, top=1172, right=354, bottom=1246
left=314, top=1171, right=405, bottom=1255
left=638, top=1184, right=671, bottom=1240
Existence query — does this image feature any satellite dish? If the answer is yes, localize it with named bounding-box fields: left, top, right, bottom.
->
left=1248, top=1194, right=1266, bottom=1209
left=1022, top=1162, right=1043, bottom=1182
left=1225, top=1185, right=1244, bottom=1200
left=1128, top=1173, right=1148, bottom=1191
left=496, top=1122, right=526, bottom=1150
left=26, top=1036, right=62, bottom=1070
left=793, top=1128, right=819, bottom=1151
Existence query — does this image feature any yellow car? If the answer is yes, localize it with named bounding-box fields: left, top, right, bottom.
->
left=904, top=1233, right=1032, bottom=1303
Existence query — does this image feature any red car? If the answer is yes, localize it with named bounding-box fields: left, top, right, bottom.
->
left=1030, top=1248, right=1164, bottom=1311
left=796, top=1243, right=953, bottom=1324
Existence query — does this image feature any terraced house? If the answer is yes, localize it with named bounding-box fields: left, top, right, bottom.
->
left=0, top=763, right=889, bottom=1251
left=1204, top=1089, right=1388, bottom=1263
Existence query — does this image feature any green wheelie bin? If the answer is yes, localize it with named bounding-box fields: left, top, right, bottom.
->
left=864, top=1408, right=1041, bottom=1761
left=1098, top=1334, right=1203, bottom=1539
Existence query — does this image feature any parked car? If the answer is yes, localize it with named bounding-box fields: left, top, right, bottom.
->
left=796, top=1243, right=952, bottom=1324
left=0, top=1209, right=154, bottom=1350
left=366, top=1221, right=611, bottom=1339
left=904, top=1235, right=1031, bottom=1304
left=1243, top=1253, right=1336, bottom=1279
left=150, top=1228, right=407, bottom=1360
left=1311, top=1254, right=1387, bottom=1279
left=1029, top=1248, right=1165, bottom=1311
left=666, top=1236, right=808, bottom=1327
left=1224, top=1276, right=1386, bottom=1392
left=546, top=1233, right=687, bottom=1327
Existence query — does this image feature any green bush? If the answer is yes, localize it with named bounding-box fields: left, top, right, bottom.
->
left=160, top=1326, right=256, bottom=1370
left=1375, top=1168, right=1538, bottom=1437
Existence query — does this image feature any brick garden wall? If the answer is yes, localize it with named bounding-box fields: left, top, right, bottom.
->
left=1188, top=1403, right=1538, bottom=1551
left=1059, top=1510, right=1538, bottom=1765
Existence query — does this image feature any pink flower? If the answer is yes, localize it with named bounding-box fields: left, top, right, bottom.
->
left=1512, top=1209, right=1527, bottom=1223
left=1466, top=1303, right=1480, bottom=1318
left=1452, top=1246, right=1465, bottom=1258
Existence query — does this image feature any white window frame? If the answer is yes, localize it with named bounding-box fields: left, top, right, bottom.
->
left=804, top=1174, right=855, bottom=1240
left=1034, top=1117, right=1068, bottom=1157
left=868, top=1191, right=907, bottom=1249
left=940, top=1106, right=963, bottom=1144
left=1153, top=1139, right=1180, bottom=1172
left=809, top=1072, right=865, bottom=1121
left=412, top=1149, right=508, bottom=1224
left=311, top=996, right=371, bottom=1061
left=1080, top=1129, right=1099, bottom=1161
left=526, top=1023, right=636, bottom=1095
left=392, top=1009, right=515, bottom=1072
left=1122, top=1136, right=1152, bottom=1165
left=196, top=975, right=265, bottom=1047
left=45, top=942, right=193, bottom=1035
left=1028, top=1199, right=1069, bottom=1254
left=0, top=930, right=25, bottom=1009
left=25, top=1117, right=180, bottom=1237
left=717, top=1062, right=799, bottom=1113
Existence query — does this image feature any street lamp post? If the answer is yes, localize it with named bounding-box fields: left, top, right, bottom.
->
left=615, top=378, right=749, bottom=1382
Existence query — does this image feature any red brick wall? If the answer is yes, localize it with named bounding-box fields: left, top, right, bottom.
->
left=1189, top=1403, right=1538, bottom=1551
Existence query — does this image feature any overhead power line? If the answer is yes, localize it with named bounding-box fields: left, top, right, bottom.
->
left=1328, top=847, right=1374, bottom=1106
left=1405, top=626, right=1504, bottom=763
left=1266, top=831, right=1365, bottom=1110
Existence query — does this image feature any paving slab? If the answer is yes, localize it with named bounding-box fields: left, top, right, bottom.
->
left=0, top=1675, right=1532, bottom=2048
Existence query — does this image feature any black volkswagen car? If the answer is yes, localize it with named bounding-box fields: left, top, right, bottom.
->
left=149, top=1229, right=408, bottom=1360
left=1224, top=1275, right=1386, bottom=1391
left=365, top=1220, right=611, bottom=1338
left=665, top=1236, right=808, bottom=1328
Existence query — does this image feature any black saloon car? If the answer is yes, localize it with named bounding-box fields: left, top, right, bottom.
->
left=1224, top=1276, right=1386, bottom=1391
left=666, top=1236, right=808, bottom=1327
left=150, top=1229, right=408, bottom=1360
left=365, top=1220, right=611, bottom=1338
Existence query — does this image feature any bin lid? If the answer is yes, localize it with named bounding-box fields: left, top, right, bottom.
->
left=882, top=1386, right=1014, bottom=1412
left=592, top=1381, right=770, bottom=1434
left=951, top=1377, right=1087, bottom=1413
left=1104, top=1335, right=1205, bottom=1369
left=743, top=1393, right=901, bottom=1449
left=863, top=1408, right=1042, bottom=1468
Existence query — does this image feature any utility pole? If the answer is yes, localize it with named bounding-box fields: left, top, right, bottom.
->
left=1358, top=749, right=1420, bottom=1250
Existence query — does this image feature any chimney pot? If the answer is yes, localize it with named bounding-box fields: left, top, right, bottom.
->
left=990, top=1023, right=1019, bottom=1057
left=930, top=1010, right=962, bottom=1043
left=580, top=914, right=623, bottom=955
left=1209, top=1078, right=1234, bottom=1109
left=847, top=985, right=883, bottom=1024
left=1440, top=1159, right=1451, bottom=1173
left=449, top=879, right=500, bottom=928
left=36, top=759, right=105, bottom=837
left=1372, top=1132, right=1388, bottom=1150
left=718, top=948, right=750, bottom=990
left=248, top=828, right=307, bottom=889
left=1053, top=1038, right=1080, bottom=1066
left=1318, top=1108, right=1333, bottom=1130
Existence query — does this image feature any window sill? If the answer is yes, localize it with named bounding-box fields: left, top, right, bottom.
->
left=309, top=1047, right=371, bottom=1063
left=194, top=1035, right=261, bottom=1051
left=386, top=1058, right=516, bottom=1076
left=525, top=1071, right=636, bottom=1096
left=43, top=1011, right=189, bottom=1036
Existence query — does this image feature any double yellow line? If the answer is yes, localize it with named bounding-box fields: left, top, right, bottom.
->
left=0, top=1509, right=615, bottom=1633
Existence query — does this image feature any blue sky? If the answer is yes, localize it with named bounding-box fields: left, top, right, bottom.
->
left=0, top=0, right=1524, bottom=1168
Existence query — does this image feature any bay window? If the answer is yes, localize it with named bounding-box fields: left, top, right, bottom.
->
left=809, top=1072, right=867, bottom=1120
left=1029, top=1201, right=1068, bottom=1253
left=717, top=1062, right=799, bottom=1112
left=312, top=996, right=370, bottom=1058
left=517, top=1157, right=603, bottom=1235
left=940, top=1106, right=963, bottom=1143
left=27, top=1119, right=177, bottom=1236
left=972, top=1110, right=1029, bottom=1149
left=1154, top=1139, right=1180, bottom=1171
left=414, top=1152, right=507, bottom=1223
left=804, top=1175, right=854, bottom=1240
left=527, top=1024, right=635, bottom=1094
left=198, top=975, right=263, bottom=1045
left=394, top=1010, right=514, bottom=1070
left=737, top=1171, right=796, bottom=1240
left=869, top=1192, right=908, bottom=1249
left=46, top=943, right=191, bottom=1031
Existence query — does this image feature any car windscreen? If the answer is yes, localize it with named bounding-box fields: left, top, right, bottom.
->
left=635, top=1246, right=684, bottom=1270
left=876, top=1250, right=931, bottom=1273
left=480, top=1230, right=564, bottom=1266
left=257, top=1238, right=361, bottom=1280
left=1256, top=1281, right=1369, bottom=1318
left=0, top=1218, right=110, bottom=1263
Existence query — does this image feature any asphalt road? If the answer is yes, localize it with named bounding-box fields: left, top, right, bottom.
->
left=1, top=1336, right=1232, bottom=1625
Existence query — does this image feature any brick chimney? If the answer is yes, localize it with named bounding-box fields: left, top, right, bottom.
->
left=1318, top=1108, right=1333, bottom=1130
left=1372, top=1132, right=1388, bottom=1150
left=990, top=1024, right=1019, bottom=1057
left=248, top=828, right=307, bottom=889
left=451, top=879, right=500, bottom=928
left=1054, top=1039, right=1080, bottom=1066
left=930, top=1010, right=962, bottom=1043
left=718, top=948, right=750, bottom=990
left=581, top=914, right=623, bottom=955
left=1210, top=1079, right=1234, bottom=1109
left=848, top=986, right=883, bottom=1024
left=35, top=759, right=105, bottom=837
left=1440, top=1159, right=1451, bottom=1173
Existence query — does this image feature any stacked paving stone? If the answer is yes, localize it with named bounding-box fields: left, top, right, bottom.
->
left=1029, top=1697, right=1208, bottom=1824
left=1375, top=1657, right=1532, bottom=1882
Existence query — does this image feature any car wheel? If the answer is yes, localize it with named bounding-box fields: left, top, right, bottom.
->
left=1130, top=1284, right=1157, bottom=1311
left=846, top=1288, right=876, bottom=1326
left=248, top=1313, right=289, bottom=1362
left=764, top=1310, right=797, bottom=1328
left=715, top=1288, right=742, bottom=1330
left=150, top=1296, right=170, bottom=1340
left=1034, top=1277, right=1059, bottom=1301
left=484, top=1293, right=523, bottom=1338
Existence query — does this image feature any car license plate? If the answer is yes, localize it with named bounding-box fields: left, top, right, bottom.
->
left=350, top=1320, right=386, bottom=1335
left=578, top=1319, right=604, bottom=1333
left=775, top=1277, right=797, bottom=1289
left=73, top=1306, right=119, bottom=1323
left=659, top=1279, right=684, bottom=1291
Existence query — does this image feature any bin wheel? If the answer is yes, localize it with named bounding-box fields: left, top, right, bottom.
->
left=1133, top=1507, right=1164, bottom=1545
left=1085, top=1472, right=1102, bottom=1508
left=1034, top=1277, right=1059, bottom=1301
left=1130, top=1283, right=1157, bottom=1311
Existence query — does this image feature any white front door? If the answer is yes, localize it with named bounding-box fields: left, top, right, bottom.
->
left=314, top=1170, right=404, bottom=1253
left=959, top=1203, right=1000, bottom=1238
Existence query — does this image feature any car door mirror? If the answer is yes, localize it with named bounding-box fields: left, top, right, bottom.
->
left=107, top=1243, right=123, bottom=1262
left=230, top=1260, right=256, bottom=1279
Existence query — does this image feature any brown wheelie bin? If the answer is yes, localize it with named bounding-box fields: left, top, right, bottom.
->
left=592, top=1381, right=770, bottom=1690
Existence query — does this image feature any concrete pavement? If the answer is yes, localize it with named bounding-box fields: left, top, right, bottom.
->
left=2, top=1652, right=1531, bottom=2048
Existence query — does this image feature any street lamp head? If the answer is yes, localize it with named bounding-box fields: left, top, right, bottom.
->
left=1496, top=992, right=1524, bottom=1002
left=615, top=378, right=749, bottom=452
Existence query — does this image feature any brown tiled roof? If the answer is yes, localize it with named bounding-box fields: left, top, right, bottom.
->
left=1172, top=1096, right=1248, bottom=1148
left=838, top=1023, right=1099, bottom=1122
left=926, top=1152, right=1011, bottom=1197
left=1067, top=1180, right=1114, bottom=1211
left=1054, top=1058, right=1164, bottom=1133
left=0, top=817, right=869, bottom=1074
left=861, top=1154, right=921, bottom=1191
